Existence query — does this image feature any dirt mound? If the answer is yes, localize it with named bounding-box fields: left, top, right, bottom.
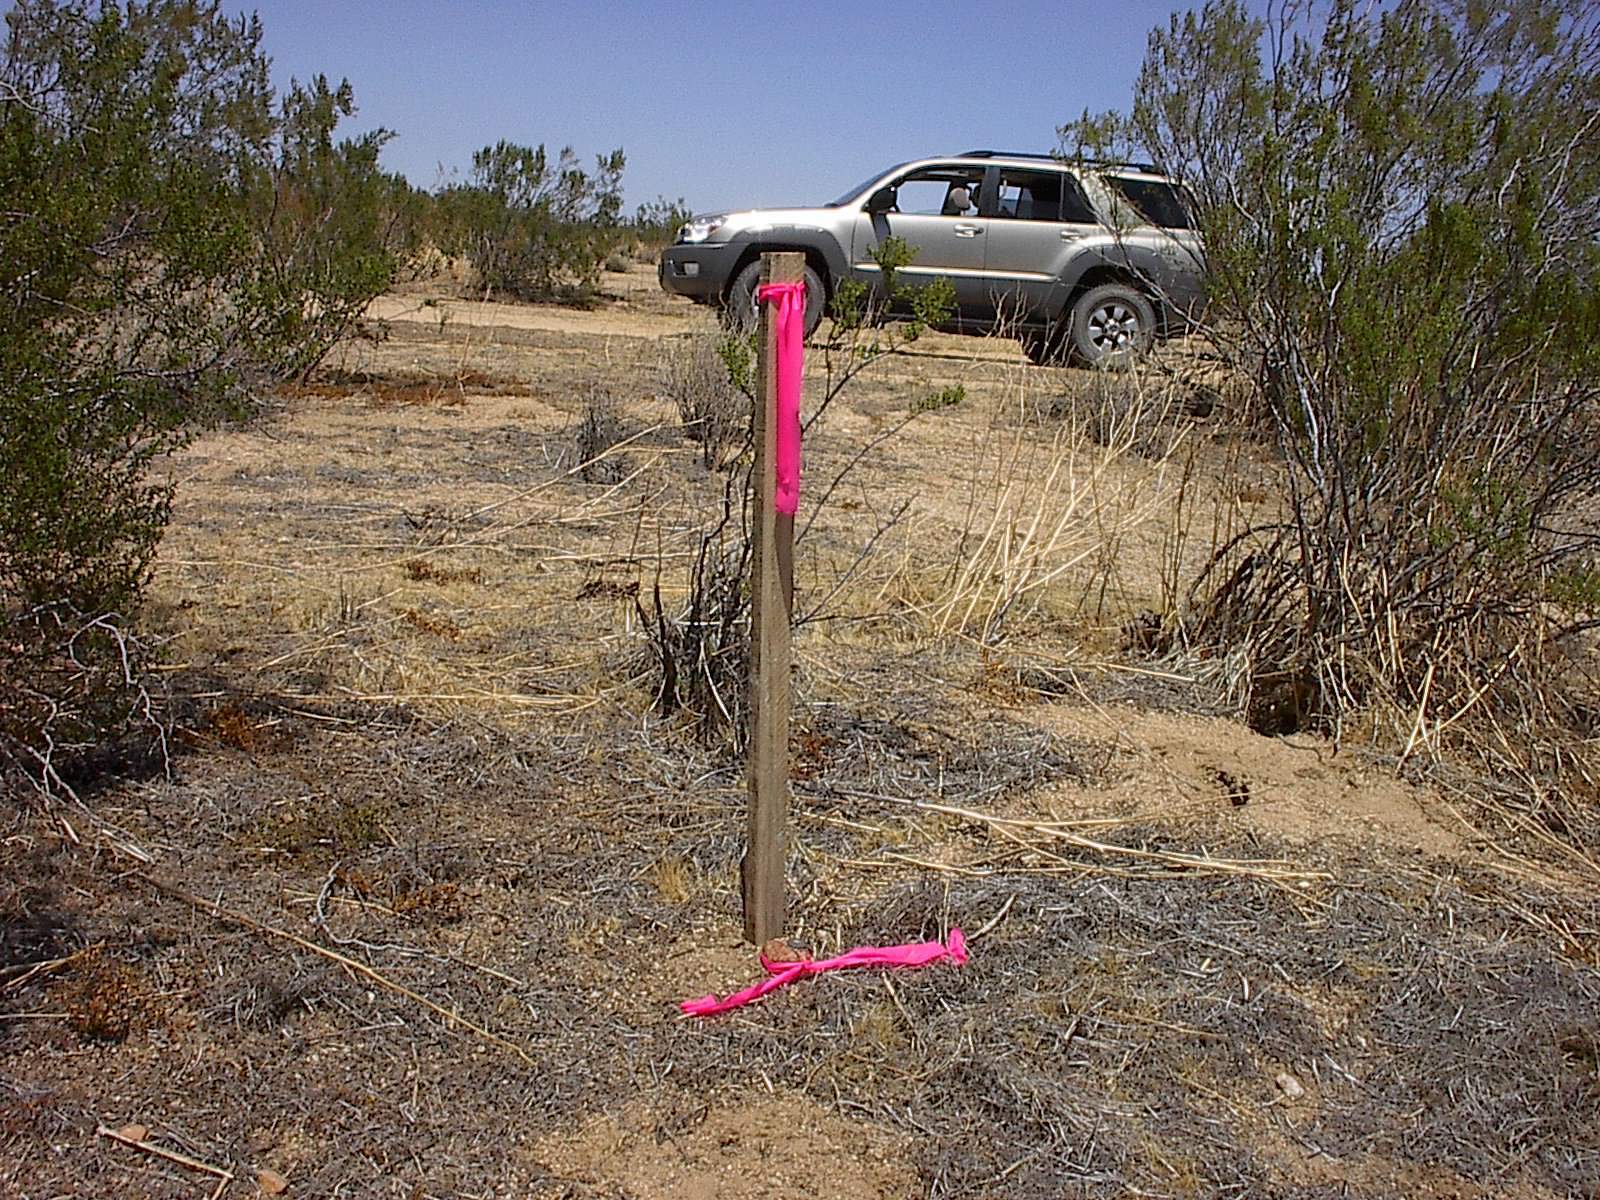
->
left=1035, top=702, right=1464, bottom=858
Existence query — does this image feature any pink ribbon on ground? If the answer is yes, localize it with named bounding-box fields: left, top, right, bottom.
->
left=680, top=928, right=967, bottom=1017
left=756, top=281, right=806, bottom=515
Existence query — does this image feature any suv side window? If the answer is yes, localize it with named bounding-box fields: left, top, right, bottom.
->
left=889, top=166, right=985, bottom=216
left=1104, top=177, right=1195, bottom=230
left=992, top=168, right=1097, bottom=223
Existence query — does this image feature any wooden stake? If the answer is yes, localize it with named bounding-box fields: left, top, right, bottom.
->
left=743, top=251, right=802, bottom=945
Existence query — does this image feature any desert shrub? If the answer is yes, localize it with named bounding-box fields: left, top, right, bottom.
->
left=658, top=333, right=748, bottom=470
left=1066, top=1, right=1600, bottom=756
left=639, top=509, right=751, bottom=740
left=630, top=195, right=691, bottom=256
left=433, top=141, right=626, bottom=303
left=0, top=0, right=412, bottom=794
left=244, top=74, right=422, bottom=381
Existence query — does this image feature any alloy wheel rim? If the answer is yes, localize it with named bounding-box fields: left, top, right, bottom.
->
left=1088, top=303, right=1139, bottom=350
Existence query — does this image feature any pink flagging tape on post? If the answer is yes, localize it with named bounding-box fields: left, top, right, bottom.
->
left=680, top=928, right=967, bottom=1018
left=756, top=281, right=806, bottom=515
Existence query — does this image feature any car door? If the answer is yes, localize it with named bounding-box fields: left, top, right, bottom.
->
left=848, top=164, right=991, bottom=317
left=981, top=167, right=1096, bottom=323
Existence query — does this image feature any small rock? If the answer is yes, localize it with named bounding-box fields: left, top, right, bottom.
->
left=761, top=939, right=807, bottom=964
left=1274, top=1071, right=1305, bottom=1100
left=258, top=1167, right=290, bottom=1194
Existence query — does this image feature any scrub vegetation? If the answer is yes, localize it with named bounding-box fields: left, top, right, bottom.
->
left=2, top=2, right=1597, bottom=1198
left=1063, top=0, right=1600, bottom=843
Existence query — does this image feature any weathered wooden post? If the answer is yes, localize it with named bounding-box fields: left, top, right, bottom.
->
left=742, top=251, right=803, bottom=946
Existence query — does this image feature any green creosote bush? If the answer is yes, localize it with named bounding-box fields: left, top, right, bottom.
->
left=245, top=73, right=421, bottom=383
left=0, top=0, right=416, bottom=795
left=828, top=234, right=957, bottom=344
left=631, top=195, right=691, bottom=258
left=911, top=384, right=965, bottom=416
left=432, top=140, right=627, bottom=305
left=1065, top=0, right=1600, bottom=749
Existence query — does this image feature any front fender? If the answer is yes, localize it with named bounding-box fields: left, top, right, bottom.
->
left=723, top=226, right=850, bottom=292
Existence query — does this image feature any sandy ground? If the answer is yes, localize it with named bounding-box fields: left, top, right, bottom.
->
left=2, top=262, right=1597, bottom=1199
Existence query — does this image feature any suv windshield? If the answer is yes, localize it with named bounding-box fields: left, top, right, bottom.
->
left=823, top=164, right=908, bottom=207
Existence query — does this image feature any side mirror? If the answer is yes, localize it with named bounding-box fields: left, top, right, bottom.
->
left=866, top=186, right=896, bottom=214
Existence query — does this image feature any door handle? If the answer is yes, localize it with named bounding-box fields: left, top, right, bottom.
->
left=952, top=224, right=982, bottom=238
left=1060, top=229, right=1084, bottom=241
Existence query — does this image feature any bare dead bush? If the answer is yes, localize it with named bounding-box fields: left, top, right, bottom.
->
left=574, top=387, right=628, bottom=484
left=637, top=477, right=752, bottom=746
left=658, top=333, right=747, bottom=470
left=1080, top=367, right=1191, bottom=459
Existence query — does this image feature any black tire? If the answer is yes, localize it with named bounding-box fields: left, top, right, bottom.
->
left=1067, top=283, right=1156, bottom=366
left=725, top=259, right=827, bottom=339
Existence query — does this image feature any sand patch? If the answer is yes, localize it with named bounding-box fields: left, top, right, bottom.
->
left=530, top=1091, right=914, bottom=1200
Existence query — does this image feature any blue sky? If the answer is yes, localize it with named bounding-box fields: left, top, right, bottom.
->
left=231, top=1, right=1189, bottom=214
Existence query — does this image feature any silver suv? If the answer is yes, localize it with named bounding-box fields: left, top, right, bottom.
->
left=658, top=151, right=1205, bottom=365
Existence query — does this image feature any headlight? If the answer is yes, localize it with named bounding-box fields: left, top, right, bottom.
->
left=677, top=216, right=727, bottom=244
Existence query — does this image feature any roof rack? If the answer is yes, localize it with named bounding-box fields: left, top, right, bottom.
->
left=957, top=150, right=1058, bottom=161
left=1090, top=160, right=1163, bottom=174
left=958, top=149, right=1163, bottom=174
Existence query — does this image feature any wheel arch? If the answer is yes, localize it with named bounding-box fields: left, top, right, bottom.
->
left=1062, top=263, right=1148, bottom=318
left=722, top=240, right=838, bottom=305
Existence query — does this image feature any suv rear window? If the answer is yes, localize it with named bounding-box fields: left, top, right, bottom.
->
left=1105, top=177, right=1195, bottom=229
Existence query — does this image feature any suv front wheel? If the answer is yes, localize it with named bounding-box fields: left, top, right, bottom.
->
left=1067, top=284, right=1155, bottom=366
left=725, top=259, right=826, bottom=338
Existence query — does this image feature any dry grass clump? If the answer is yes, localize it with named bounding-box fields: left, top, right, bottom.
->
left=399, top=607, right=462, bottom=640
left=201, top=700, right=291, bottom=754
left=252, top=795, right=392, bottom=859
left=281, top=367, right=519, bottom=407
left=646, top=854, right=707, bottom=904
left=61, top=955, right=148, bottom=1044
left=402, top=559, right=483, bottom=585
left=1058, top=366, right=1196, bottom=459
left=392, top=881, right=465, bottom=923
left=932, top=363, right=1200, bottom=644
left=574, top=386, right=629, bottom=483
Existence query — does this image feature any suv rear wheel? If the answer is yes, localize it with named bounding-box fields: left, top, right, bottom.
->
left=725, top=260, right=826, bottom=338
left=1068, top=284, right=1155, bottom=366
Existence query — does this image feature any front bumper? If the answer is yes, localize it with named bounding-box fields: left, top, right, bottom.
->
left=658, top=242, right=740, bottom=301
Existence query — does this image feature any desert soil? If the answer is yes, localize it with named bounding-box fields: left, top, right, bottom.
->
left=2, top=262, right=1597, bottom=1199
